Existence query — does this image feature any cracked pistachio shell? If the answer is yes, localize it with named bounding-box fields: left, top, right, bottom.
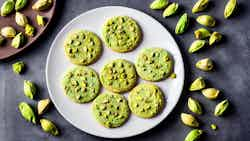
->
left=12, top=32, right=26, bottom=48
left=1, top=26, right=16, bottom=38
left=15, top=0, right=28, bottom=11
left=185, top=129, right=203, bottom=141
left=209, top=32, right=222, bottom=45
left=0, top=35, right=5, bottom=46
left=210, top=124, right=217, bottom=130
left=181, top=113, right=199, bottom=127
left=32, top=0, right=53, bottom=11
left=25, top=24, right=35, bottom=36
left=194, top=28, right=211, bottom=39
left=40, top=119, right=59, bottom=136
left=214, top=99, right=229, bottom=116
left=195, top=58, right=213, bottom=71
left=18, top=102, right=36, bottom=124
left=15, top=12, right=28, bottom=27
left=202, top=88, right=220, bottom=100
left=192, top=0, right=209, bottom=13
left=36, top=14, right=46, bottom=26
left=188, top=40, right=206, bottom=53
left=175, top=13, right=189, bottom=35
left=162, top=3, right=179, bottom=17
left=224, top=0, right=237, bottom=19
left=37, top=98, right=50, bottom=115
left=188, top=97, right=203, bottom=115
left=24, top=80, right=37, bottom=99
left=196, top=15, right=216, bottom=27
left=189, top=77, right=206, bottom=91
left=12, top=61, right=25, bottom=74
left=150, top=0, right=169, bottom=10
left=0, top=0, right=15, bottom=16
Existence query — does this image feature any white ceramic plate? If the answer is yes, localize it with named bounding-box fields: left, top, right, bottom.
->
left=46, top=6, right=184, bottom=138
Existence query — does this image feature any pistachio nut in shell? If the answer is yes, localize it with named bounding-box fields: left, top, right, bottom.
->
left=196, top=15, right=216, bottom=27
left=24, top=80, right=37, bottom=99
left=188, top=97, right=203, bottom=115
left=209, top=32, right=222, bottom=45
left=162, top=2, right=179, bottom=17
left=0, top=0, right=15, bottom=16
left=175, top=13, right=189, bottom=35
left=184, top=129, right=203, bottom=141
left=189, top=76, right=206, bottom=91
left=224, top=0, right=237, bottom=19
left=194, top=28, right=211, bottom=39
left=202, top=88, right=220, bottom=100
left=32, top=0, right=53, bottom=11
left=18, top=102, right=36, bottom=124
left=214, top=99, right=229, bottom=116
left=1, top=26, right=16, bottom=38
left=15, top=12, right=28, bottom=27
left=12, top=61, right=25, bottom=74
left=150, top=0, right=169, bottom=10
left=40, top=118, right=59, bottom=136
left=37, top=98, right=50, bottom=115
left=192, top=0, right=209, bottom=13
left=15, top=0, right=28, bottom=11
left=188, top=40, right=206, bottom=53
left=11, top=32, right=26, bottom=48
left=181, top=113, right=199, bottom=127
left=195, top=58, right=213, bottom=71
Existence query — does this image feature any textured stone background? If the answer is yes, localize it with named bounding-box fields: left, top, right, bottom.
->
left=0, top=0, right=249, bottom=141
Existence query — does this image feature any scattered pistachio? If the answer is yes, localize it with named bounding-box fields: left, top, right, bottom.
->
left=15, top=0, right=28, bottom=11
left=175, top=13, right=189, bottom=35
left=25, top=24, right=35, bottom=36
left=224, top=0, right=237, bottom=19
left=37, top=98, right=50, bottom=115
left=209, top=32, right=222, bottom=45
left=196, top=15, right=216, bottom=27
left=189, top=77, right=206, bottom=91
left=188, top=97, right=203, bottom=115
left=169, top=73, right=176, bottom=79
left=181, top=113, right=199, bottom=127
left=214, top=99, right=229, bottom=116
left=150, top=0, right=169, bottom=10
left=192, top=0, right=209, bottom=13
left=184, top=129, right=203, bottom=141
left=36, top=14, right=46, bottom=26
left=0, top=35, right=5, bottom=46
left=15, top=12, right=28, bottom=27
left=32, top=0, right=53, bottom=11
left=1, top=26, right=16, bottom=38
left=162, top=2, right=179, bottom=17
left=202, top=88, right=220, bottom=100
left=210, top=124, right=217, bottom=130
left=0, top=0, right=15, bottom=16
left=40, top=118, right=59, bottom=136
left=24, top=80, right=37, bottom=99
left=194, top=28, right=211, bottom=39
left=195, top=58, right=213, bottom=71
left=12, top=61, right=25, bottom=74
left=18, top=102, right=36, bottom=124
left=11, top=32, right=26, bottom=48
left=188, top=40, right=206, bottom=53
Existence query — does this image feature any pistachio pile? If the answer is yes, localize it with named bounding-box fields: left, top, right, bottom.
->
left=150, top=0, right=236, bottom=140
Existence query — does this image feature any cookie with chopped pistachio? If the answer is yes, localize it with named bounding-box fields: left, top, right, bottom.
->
left=64, top=30, right=102, bottom=65
left=135, top=48, right=173, bottom=81
left=62, top=66, right=100, bottom=103
left=100, top=59, right=137, bottom=93
left=92, top=92, right=130, bottom=128
left=102, top=16, right=141, bottom=53
left=128, top=83, right=165, bottom=118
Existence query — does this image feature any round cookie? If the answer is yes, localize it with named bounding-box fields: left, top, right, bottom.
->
left=62, top=66, right=100, bottom=103
left=102, top=16, right=142, bottom=53
left=135, top=48, right=173, bottom=81
left=100, top=59, right=137, bottom=93
left=92, top=92, right=130, bottom=128
left=64, top=30, right=102, bottom=65
left=128, top=83, right=165, bottom=118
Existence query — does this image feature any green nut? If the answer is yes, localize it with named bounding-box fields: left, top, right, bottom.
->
left=188, top=40, right=206, bottom=53
left=37, top=98, right=50, bottom=115
left=196, top=15, right=216, bottom=27
left=25, top=24, right=35, bottom=37
left=12, top=61, right=25, bottom=74
left=32, top=0, right=53, bottom=11
left=184, top=129, right=203, bottom=141
left=0, top=0, right=15, bottom=16
left=194, top=28, right=211, bottom=39
left=189, top=77, right=206, bottom=91
left=188, top=97, right=203, bottom=115
left=209, top=32, right=222, bottom=45
left=192, top=0, right=209, bottom=13
left=1, top=26, right=16, bottom=38
left=169, top=73, right=176, bottom=79
left=15, top=12, right=28, bottom=27
left=224, top=0, right=237, bottom=19
left=162, top=2, right=179, bottom=17
left=0, top=35, right=5, bottom=46
left=181, top=113, right=199, bottom=127
left=175, top=13, right=189, bottom=35
left=18, top=102, right=36, bottom=124
left=202, top=88, right=220, bottom=100
left=24, top=80, right=37, bottom=99
left=210, top=124, right=217, bottom=130
left=40, top=118, right=59, bottom=136
left=214, top=99, right=229, bottom=116
left=15, top=0, right=28, bottom=11
left=36, top=14, right=46, bottom=26
left=11, top=32, right=26, bottom=48
left=150, top=0, right=169, bottom=10
left=195, top=58, right=213, bottom=71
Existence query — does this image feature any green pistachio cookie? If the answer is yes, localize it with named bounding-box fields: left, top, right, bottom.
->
left=135, top=48, right=173, bottom=81
left=102, top=16, right=142, bottom=53
left=100, top=59, right=137, bottom=93
left=62, top=66, right=100, bottom=103
left=92, top=92, right=130, bottom=128
left=64, top=30, right=102, bottom=65
left=128, top=83, right=165, bottom=118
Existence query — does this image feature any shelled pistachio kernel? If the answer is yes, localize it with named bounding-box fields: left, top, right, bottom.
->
left=175, top=13, right=189, bottom=35
left=209, top=32, right=222, bottom=45
left=188, top=97, right=203, bottom=115
left=188, top=40, right=206, bottom=53
left=24, top=80, right=37, bottom=99
left=12, top=61, right=25, bottom=74
left=25, top=24, right=35, bottom=36
left=0, top=0, right=15, bottom=16
left=11, top=32, right=26, bottom=48
left=37, top=98, right=50, bottom=115
left=192, top=0, right=209, bottom=13
left=162, top=2, right=179, bottom=17
left=184, top=129, right=203, bottom=141
left=150, top=0, right=169, bottom=10
left=15, top=12, right=28, bottom=27
left=189, top=76, right=206, bottom=91
left=196, top=15, right=216, bottom=27
left=202, top=88, right=220, bottom=100
left=40, top=118, right=59, bottom=136
left=195, top=58, right=213, bottom=71
left=18, top=102, right=36, bottom=124
left=224, top=0, right=237, bottom=19
left=169, top=73, right=177, bottom=79
left=15, top=0, right=28, bottom=11
left=32, top=0, right=53, bottom=11
left=0, top=35, right=5, bottom=46
left=194, top=28, right=211, bottom=39
left=180, top=113, right=199, bottom=127
left=214, top=99, right=229, bottom=116
left=36, top=15, right=46, bottom=26
left=1, top=26, right=16, bottom=38
left=210, top=124, right=218, bottom=130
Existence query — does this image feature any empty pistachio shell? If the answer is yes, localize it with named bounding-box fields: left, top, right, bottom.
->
left=15, top=0, right=28, bottom=11
left=24, top=80, right=37, bottom=99
left=162, top=2, right=179, bottom=17
left=0, top=0, right=15, bottom=16
left=195, top=58, right=213, bottom=71
left=209, top=32, right=222, bottom=45
left=214, top=99, right=229, bottom=116
left=37, top=98, right=50, bottom=115
left=224, top=0, right=237, bottom=19
left=188, top=40, right=206, bottom=53
left=36, top=14, right=46, bottom=26
left=196, top=15, right=216, bottom=27
left=185, top=129, right=203, bottom=141
left=181, top=113, right=199, bottom=127
left=150, top=0, right=169, bottom=10
left=175, top=13, right=189, bottom=35
left=18, top=102, right=36, bottom=124
left=1, top=26, right=16, bottom=38
left=11, top=32, right=26, bottom=48
left=0, top=35, right=5, bottom=46
left=192, top=0, right=209, bottom=13
left=202, top=88, right=220, bottom=100
left=12, top=61, right=25, bottom=74
left=189, top=77, right=206, bottom=91
left=32, top=0, right=53, bottom=11
left=194, top=28, right=211, bottom=39
left=25, top=24, right=35, bottom=37
left=210, top=124, right=217, bottom=130
left=40, top=118, right=59, bottom=136
left=15, top=12, right=28, bottom=27
left=188, top=97, right=203, bottom=115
